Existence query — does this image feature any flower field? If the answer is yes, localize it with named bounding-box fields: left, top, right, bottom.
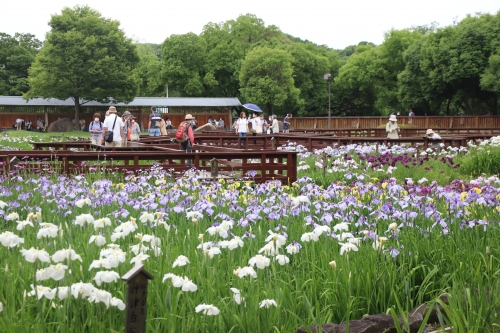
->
left=1, top=136, right=500, bottom=332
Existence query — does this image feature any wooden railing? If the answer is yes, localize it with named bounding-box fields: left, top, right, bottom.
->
left=3, top=114, right=500, bottom=131
left=31, top=131, right=495, bottom=153
left=290, top=116, right=500, bottom=129
left=9, top=145, right=297, bottom=183
left=289, top=127, right=500, bottom=137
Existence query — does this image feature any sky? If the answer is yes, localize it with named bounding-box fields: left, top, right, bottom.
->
left=2, top=0, right=499, bottom=49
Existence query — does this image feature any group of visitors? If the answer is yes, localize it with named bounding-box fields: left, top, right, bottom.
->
left=207, top=116, right=225, bottom=128
left=232, top=112, right=289, bottom=145
left=90, top=106, right=194, bottom=153
left=14, top=117, right=46, bottom=132
left=386, top=113, right=441, bottom=147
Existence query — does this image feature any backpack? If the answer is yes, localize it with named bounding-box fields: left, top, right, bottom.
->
left=176, top=121, right=191, bottom=142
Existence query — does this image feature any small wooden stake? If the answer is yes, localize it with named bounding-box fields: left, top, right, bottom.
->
left=322, top=152, right=327, bottom=178
left=122, top=265, right=154, bottom=333
left=211, top=158, right=219, bottom=179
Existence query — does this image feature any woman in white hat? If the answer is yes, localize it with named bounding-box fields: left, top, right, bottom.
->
left=424, top=129, right=442, bottom=148
left=386, top=114, right=400, bottom=139
left=424, top=129, right=441, bottom=139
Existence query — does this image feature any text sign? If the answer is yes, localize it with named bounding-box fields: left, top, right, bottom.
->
left=122, top=265, right=154, bottom=333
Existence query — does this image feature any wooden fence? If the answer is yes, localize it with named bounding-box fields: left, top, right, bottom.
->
left=3, top=113, right=499, bottom=131
left=290, top=116, right=500, bottom=129
left=10, top=143, right=297, bottom=183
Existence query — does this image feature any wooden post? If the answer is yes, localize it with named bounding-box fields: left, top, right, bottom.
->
left=44, top=106, right=48, bottom=129
left=211, top=158, right=219, bottom=179
left=322, top=151, right=327, bottom=178
left=122, top=265, right=154, bottom=333
left=139, top=107, right=144, bottom=131
left=8, top=156, right=20, bottom=179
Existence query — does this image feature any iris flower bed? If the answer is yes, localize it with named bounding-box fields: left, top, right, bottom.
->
left=0, top=168, right=499, bottom=332
left=0, top=136, right=500, bottom=332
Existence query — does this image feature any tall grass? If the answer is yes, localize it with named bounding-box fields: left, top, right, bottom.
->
left=460, top=145, right=500, bottom=177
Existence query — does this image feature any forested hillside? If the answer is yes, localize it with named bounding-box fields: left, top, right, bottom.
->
left=3, top=10, right=500, bottom=116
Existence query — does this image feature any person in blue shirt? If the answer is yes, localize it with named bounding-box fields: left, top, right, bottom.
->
left=283, top=114, right=292, bottom=133
left=89, top=113, right=103, bottom=145
left=148, top=106, right=162, bottom=136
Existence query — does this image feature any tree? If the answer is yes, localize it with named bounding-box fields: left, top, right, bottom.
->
left=332, top=44, right=381, bottom=116
left=239, top=47, right=299, bottom=114
left=200, top=14, right=282, bottom=98
left=0, top=33, right=41, bottom=96
left=399, top=12, right=500, bottom=115
left=136, top=43, right=165, bottom=97
left=25, top=6, right=140, bottom=124
left=375, top=29, right=423, bottom=113
left=284, top=43, right=335, bottom=116
left=161, top=33, right=207, bottom=97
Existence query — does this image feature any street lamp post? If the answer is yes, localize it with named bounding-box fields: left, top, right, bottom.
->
left=324, top=74, right=332, bottom=128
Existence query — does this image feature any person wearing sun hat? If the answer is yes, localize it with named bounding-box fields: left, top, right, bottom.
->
left=122, top=111, right=140, bottom=144
left=386, top=114, right=400, bottom=139
left=423, top=129, right=441, bottom=140
left=102, top=106, right=124, bottom=147
left=178, top=114, right=196, bottom=166
left=424, top=129, right=442, bottom=148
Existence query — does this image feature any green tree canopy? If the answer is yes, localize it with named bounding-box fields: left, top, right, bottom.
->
left=0, top=33, right=41, bottom=96
left=161, top=33, right=207, bottom=97
left=399, top=12, right=500, bottom=115
left=239, top=47, right=299, bottom=114
left=136, top=43, right=164, bottom=97
left=201, top=14, right=282, bottom=98
left=25, top=5, right=140, bottom=122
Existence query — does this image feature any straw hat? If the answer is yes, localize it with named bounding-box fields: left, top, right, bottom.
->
left=389, top=115, right=397, bottom=122
left=108, top=106, right=117, bottom=113
left=185, top=114, right=194, bottom=120
left=426, top=129, right=434, bottom=135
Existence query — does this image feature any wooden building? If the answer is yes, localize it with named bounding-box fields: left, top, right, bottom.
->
left=0, top=96, right=241, bottom=130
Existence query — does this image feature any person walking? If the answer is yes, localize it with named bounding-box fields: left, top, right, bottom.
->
left=271, top=115, right=279, bottom=134
left=148, top=106, right=162, bottom=137
left=89, top=113, right=103, bottom=145
left=102, top=106, right=124, bottom=147
left=178, top=114, right=195, bottom=166
left=408, top=109, right=415, bottom=124
left=283, top=114, right=292, bottom=133
left=16, top=118, right=24, bottom=131
left=386, top=114, right=400, bottom=139
left=260, top=114, right=268, bottom=133
left=124, top=112, right=141, bottom=143
left=159, top=117, right=168, bottom=136
left=235, top=111, right=250, bottom=146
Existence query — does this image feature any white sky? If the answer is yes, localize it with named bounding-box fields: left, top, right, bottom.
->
left=2, top=0, right=499, bottom=49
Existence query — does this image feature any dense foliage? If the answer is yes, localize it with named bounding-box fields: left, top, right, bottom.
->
left=3, top=9, right=500, bottom=117
left=0, top=33, right=41, bottom=96
left=24, top=6, right=140, bottom=124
